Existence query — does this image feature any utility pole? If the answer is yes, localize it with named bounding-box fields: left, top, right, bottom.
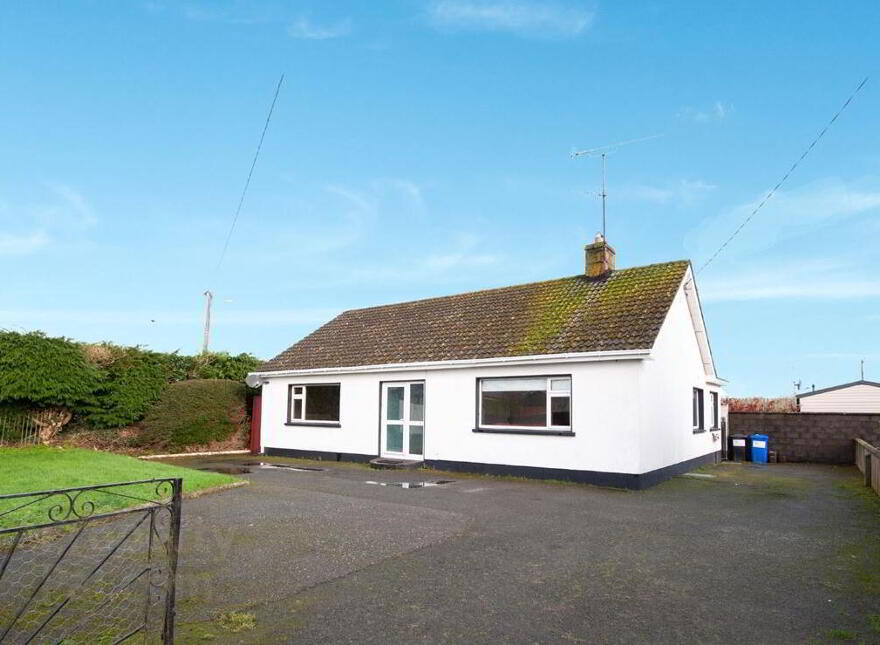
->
left=202, top=290, right=213, bottom=354
left=861, top=359, right=865, bottom=380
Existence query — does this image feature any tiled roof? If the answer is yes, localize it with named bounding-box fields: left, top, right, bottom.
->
left=258, top=260, right=690, bottom=372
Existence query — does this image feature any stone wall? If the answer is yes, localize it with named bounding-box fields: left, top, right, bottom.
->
left=729, top=412, right=880, bottom=464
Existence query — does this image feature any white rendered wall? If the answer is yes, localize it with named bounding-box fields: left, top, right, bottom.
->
left=799, top=384, right=880, bottom=413
left=259, top=359, right=645, bottom=475
left=637, top=285, right=722, bottom=473
left=260, top=371, right=385, bottom=458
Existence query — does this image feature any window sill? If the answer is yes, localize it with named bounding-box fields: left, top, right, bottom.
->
left=692, top=428, right=707, bottom=434
left=285, top=421, right=341, bottom=428
left=473, top=427, right=575, bottom=437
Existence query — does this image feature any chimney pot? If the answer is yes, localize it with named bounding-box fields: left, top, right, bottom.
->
left=584, top=233, right=615, bottom=277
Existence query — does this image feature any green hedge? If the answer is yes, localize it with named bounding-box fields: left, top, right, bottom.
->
left=80, top=346, right=169, bottom=429
left=190, top=353, right=260, bottom=382
left=158, top=352, right=261, bottom=383
left=139, top=379, right=247, bottom=448
left=0, top=332, right=99, bottom=407
left=0, top=330, right=261, bottom=430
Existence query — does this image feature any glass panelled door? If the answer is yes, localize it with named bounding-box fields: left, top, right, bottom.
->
left=381, top=382, right=425, bottom=459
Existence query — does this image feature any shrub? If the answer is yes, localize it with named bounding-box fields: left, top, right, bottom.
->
left=191, top=352, right=261, bottom=382
left=140, top=379, right=247, bottom=449
left=80, top=345, right=169, bottom=428
left=0, top=331, right=98, bottom=408
left=727, top=397, right=798, bottom=413
left=159, top=352, right=197, bottom=383
left=0, top=330, right=260, bottom=435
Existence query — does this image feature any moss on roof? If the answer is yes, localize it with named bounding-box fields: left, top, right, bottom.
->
left=258, top=260, right=690, bottom=371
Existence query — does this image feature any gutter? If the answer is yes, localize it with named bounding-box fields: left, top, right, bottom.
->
left=246, top=349, right=651, bottom=382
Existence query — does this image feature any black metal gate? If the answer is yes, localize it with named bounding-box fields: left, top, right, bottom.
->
left=0, top=478, right=182, bottom=644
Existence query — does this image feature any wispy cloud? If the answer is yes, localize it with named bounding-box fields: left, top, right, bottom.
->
left=252, top=177, right=426, bottom=264
left=162, top=1, right=278, bottom=25
left=700, top=259, right=880, bottom=302
left=619, top=179, right=716, bottom=206
left=679, top=101, right=733, bottom=124
left=686, top=177, right=880, bottom=262
left=351, top=232, right=501, bottom=283
left=0, top=184, right=96, bottom=258
left=420, top=232, right=498, bottom=272
left=803, top=351, right=880, bottom=360
left=262, top=183, right=372, bottom=257
left=0, top=232, right=50, bottom=257
left=374, top=178, right=426, bottom=214
left=428, top=0, right=594, bottom=38
left=287, top=16, right=352, bottom=40
left=47, top=184, right=97, bottom=228
left=0, top=307, right=337, bottom=328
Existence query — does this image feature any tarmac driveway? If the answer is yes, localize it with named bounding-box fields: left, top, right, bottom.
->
left=164, top=456, right=880, bottom=644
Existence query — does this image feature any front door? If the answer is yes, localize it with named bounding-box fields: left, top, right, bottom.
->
left=380, top=382, right=425, bottom=460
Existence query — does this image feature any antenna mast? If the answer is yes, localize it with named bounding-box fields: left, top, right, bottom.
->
left=600, top=153, right=607, bottom=238
left=572, top=134, right=663, bottom=239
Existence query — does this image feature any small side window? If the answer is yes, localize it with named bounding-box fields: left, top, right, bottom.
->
left=692, top=388, right=704, bottom=431
left=711, top=392, right=719, bottom=429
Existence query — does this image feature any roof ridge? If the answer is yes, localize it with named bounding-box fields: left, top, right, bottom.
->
left=339, top=259, right=691, bottom=316
left=257, top=258, right=692, bottom=372
left=798, top=379, right=880, bottom=397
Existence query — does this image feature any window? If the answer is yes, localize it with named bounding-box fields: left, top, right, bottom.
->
left=692, top=387, right=704, bottom=431
left=711, top=391, right=719, bottom=429
left=288, top=384, right=340, bottom=424
left=478, top=376, right=571, bottom=431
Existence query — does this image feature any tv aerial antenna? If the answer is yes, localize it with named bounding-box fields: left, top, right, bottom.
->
left=571, top=134, right=663, bottom=239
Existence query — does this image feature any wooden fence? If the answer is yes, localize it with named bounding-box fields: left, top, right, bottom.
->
left=0, top=408, right=46, bottom=446
left=855, top=438, right=880, bottom=497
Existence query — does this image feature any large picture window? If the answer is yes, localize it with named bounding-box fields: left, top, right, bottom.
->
left=288, top=384, right=340, bottom=424
left=478, top=376, right=571, bottom=431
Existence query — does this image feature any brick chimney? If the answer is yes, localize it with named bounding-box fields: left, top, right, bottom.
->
left=584, top=233, right=615, bottom=277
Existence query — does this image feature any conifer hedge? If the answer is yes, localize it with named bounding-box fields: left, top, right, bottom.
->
left=0, top=330, right=260, bottom=430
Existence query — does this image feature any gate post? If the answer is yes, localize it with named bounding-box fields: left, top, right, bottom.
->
left=163, top=478, right=183, bottom=644
left=250, top=395, right=262, bottom=455
left=865, top=453, right=872, bottom=488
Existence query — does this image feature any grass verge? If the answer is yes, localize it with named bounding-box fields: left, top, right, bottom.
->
left=0, top=446, right=241, bottom=528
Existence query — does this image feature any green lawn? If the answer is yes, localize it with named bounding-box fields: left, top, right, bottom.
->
left=0, top=446, right=240, bottom=529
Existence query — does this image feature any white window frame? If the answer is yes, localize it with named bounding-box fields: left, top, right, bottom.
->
left=692, top=387, right=704, bottom=432
left=710, top=391, right=719, bottom=429
left=287, top=383, right=341, bottom=425
left=477, top=375, right=571, bottom=432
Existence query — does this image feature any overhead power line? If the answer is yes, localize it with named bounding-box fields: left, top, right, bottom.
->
left=215, top=74, right=285, bottom=275
left=695, top=76, right=869, bottom=276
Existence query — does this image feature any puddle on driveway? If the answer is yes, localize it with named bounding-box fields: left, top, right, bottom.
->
left=365, top=480, right=454, bottom=489
left=259, top=463, right=325, bottom=472
left=196, top=462, right=326, bottom=475
left=198, top=465, right=252, bottom=475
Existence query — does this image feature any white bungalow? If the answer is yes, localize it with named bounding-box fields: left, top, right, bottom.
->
left=246, top=236, right=726, bottom=489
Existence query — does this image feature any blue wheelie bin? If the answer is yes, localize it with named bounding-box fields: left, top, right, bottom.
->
left=748, top=434, right=769, bottom=464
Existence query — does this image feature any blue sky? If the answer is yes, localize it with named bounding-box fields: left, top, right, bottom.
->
left=1, top=1, right=878, bottom=396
